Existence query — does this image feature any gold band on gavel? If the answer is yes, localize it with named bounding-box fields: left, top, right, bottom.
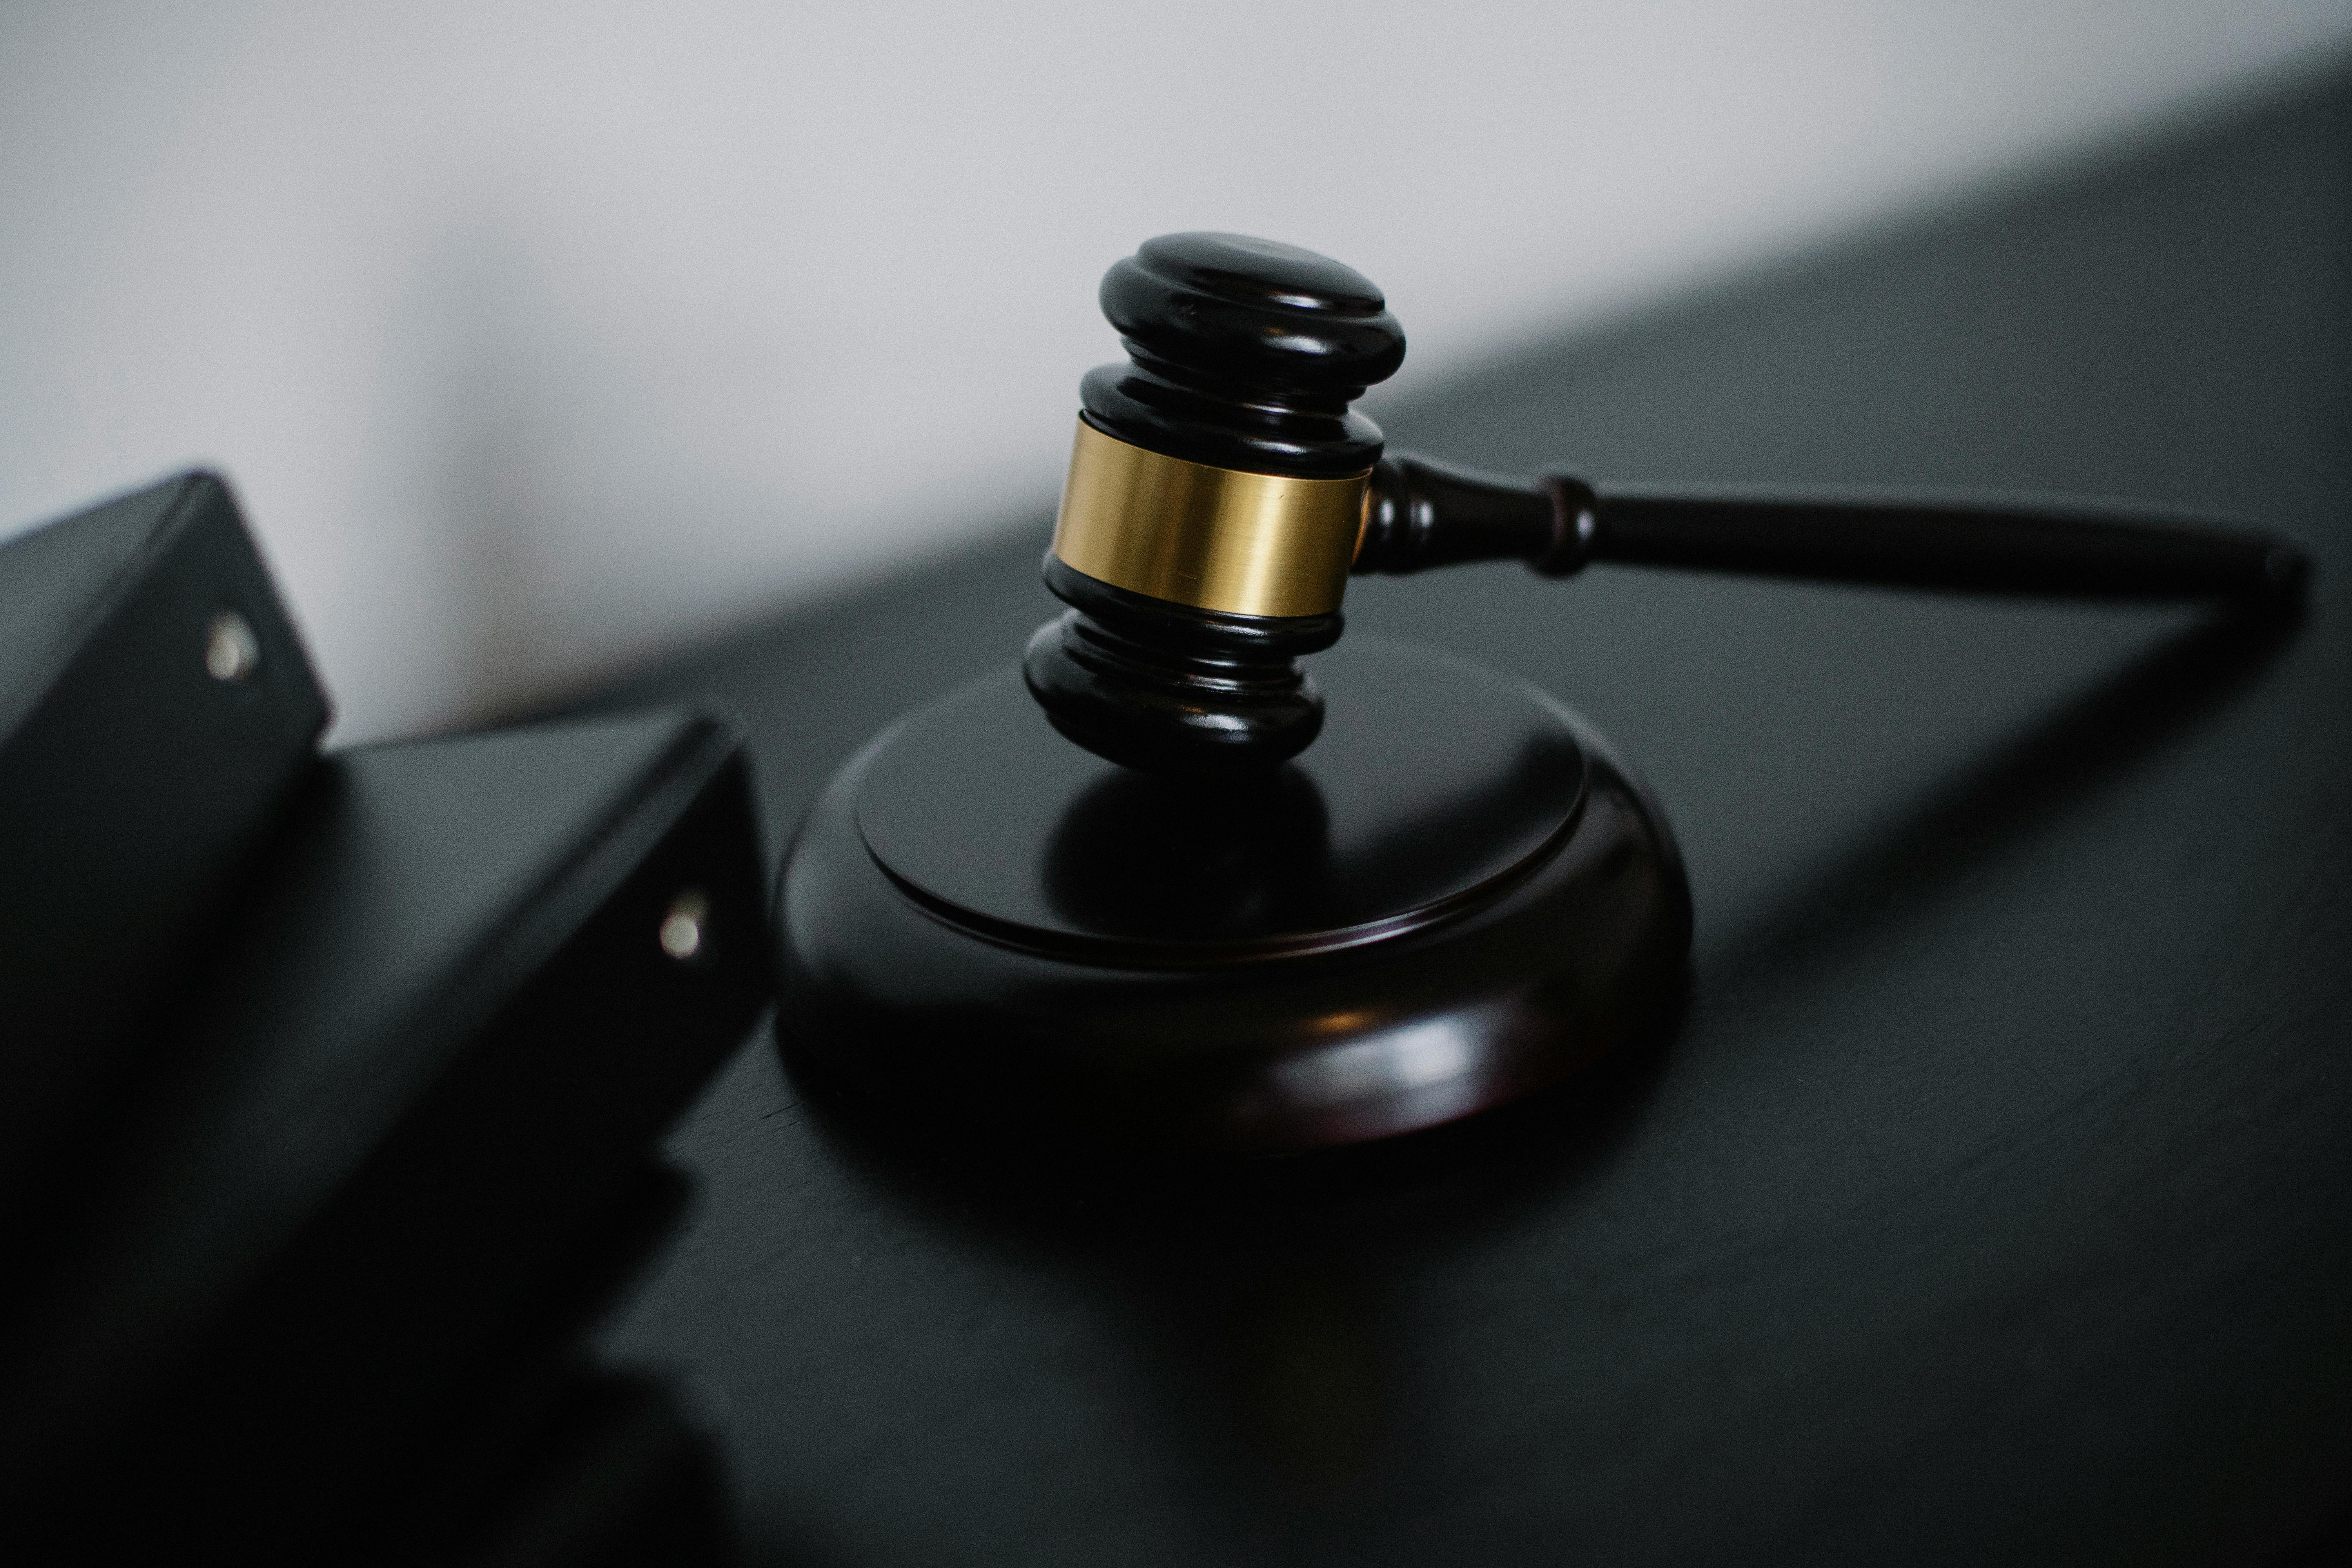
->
left=1051, top=418, right=1370, bottom=619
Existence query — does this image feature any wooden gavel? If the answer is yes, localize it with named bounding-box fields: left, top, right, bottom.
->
left=1025, top=232, right=2309, bottom=775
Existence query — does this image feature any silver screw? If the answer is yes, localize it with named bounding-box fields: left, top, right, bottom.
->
left=660, top=890, right=709, bottom=961
left=205, top=612, right=260, bottom=682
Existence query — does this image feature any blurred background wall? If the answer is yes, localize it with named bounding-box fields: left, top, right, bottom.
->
left=4, top=0, right=2349, bottom=742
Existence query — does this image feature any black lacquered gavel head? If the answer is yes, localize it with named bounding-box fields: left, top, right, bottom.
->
left=1022, top=232, right=1407, bottom=775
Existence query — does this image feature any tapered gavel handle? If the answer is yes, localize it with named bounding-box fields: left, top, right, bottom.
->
left=1356, top=453, right=2312, bottom=602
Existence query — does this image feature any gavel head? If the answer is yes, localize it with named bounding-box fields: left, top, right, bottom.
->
left=1022, top=232, right=1406, bottom=775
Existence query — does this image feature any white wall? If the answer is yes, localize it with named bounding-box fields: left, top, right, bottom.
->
left=4, top=0, right=2348, bottom=740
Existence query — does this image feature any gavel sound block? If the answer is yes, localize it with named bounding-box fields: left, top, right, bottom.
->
left=773, top=233, right=2305, bottom=1156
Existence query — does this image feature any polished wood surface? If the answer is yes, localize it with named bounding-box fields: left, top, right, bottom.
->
left=779, top=639, right=1688, bottom=1153
left=1357, top=448, right=2308, bottom=596
left=566, top=68, right=2352, bottom=1566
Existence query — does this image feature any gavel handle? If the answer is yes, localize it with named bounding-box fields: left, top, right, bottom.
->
left=1357, top=452, right=2311, bottom=603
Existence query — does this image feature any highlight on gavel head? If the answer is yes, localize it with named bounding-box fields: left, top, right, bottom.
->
left=1022, top=232, right=1406, bottom=775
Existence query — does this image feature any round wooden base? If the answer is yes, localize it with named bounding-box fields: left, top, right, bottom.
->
left=774, top=637, right=1691, bottom=1155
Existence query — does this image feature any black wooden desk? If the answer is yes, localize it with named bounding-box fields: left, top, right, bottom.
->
left=564, top=69, right=2352, bottom=1567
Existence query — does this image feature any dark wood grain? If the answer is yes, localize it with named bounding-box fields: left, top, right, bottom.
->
left=563, top=65, right=2352, bottom=1567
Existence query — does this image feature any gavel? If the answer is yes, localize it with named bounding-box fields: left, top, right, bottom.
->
left=1025, top=232, right=2308, bottom=775
left=773, top=230, right=2310, bottom=1155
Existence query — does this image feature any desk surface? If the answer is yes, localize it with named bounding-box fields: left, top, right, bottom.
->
left=567, top=69, right=2352, bottom=1567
